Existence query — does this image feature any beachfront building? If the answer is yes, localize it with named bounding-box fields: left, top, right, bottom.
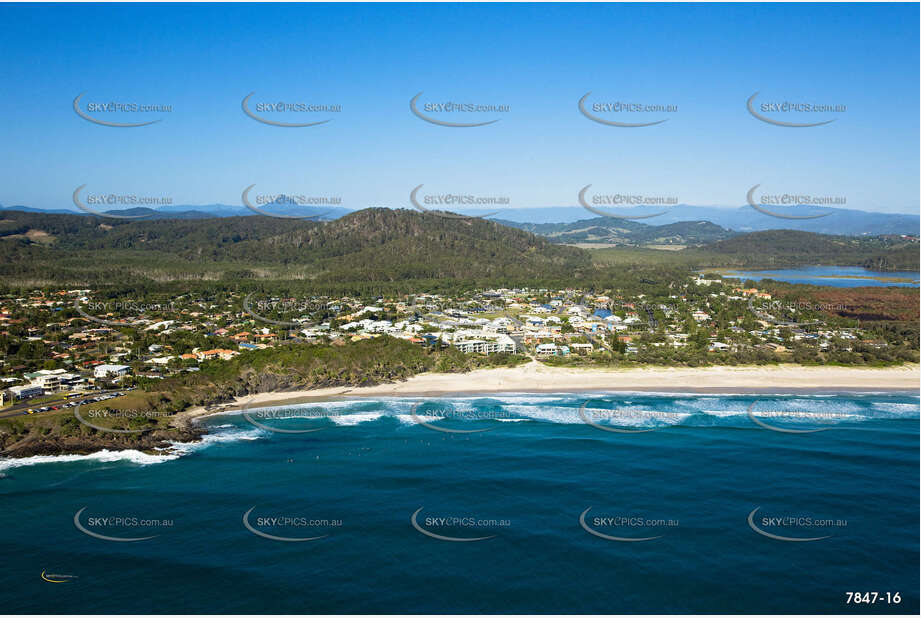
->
left=453, top=334, right=516, bottom=355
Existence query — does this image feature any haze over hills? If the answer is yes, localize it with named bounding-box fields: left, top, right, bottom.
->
left=496, top=218, right=734, bottom=247
left=0, top=202, right=351, bottom=220
left=2, top=202, right=917, bottom=237
left=478, top=205, right=920, bottom=236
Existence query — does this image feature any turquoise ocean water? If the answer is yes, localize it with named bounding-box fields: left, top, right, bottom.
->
left=1, top=391, right=918, bottom=614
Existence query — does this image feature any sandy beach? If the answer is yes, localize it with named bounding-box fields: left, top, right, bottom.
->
left=174, top=362, right=920, bottom=425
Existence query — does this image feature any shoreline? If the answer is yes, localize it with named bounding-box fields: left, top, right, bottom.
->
left=175, top=362, right=921, bottom=425
left=3, top=363, right=917, bottom=464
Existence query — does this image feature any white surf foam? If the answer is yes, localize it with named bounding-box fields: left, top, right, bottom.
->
left=396, top=413, right=442, bottom=425
left=0, top=449, right=178, bottom=471
left=498, top=404, right=691, bottom=426
left=168, top=427, right=263, bottom=454
left=0, top=424, right=268, bottom=471
left=327, top=412, right=445, bottom=426
left=328, top=412, right=388, bottom=426
left=869, top=402, right=921, bottom=416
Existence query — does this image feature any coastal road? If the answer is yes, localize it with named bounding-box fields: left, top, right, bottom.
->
left=504, top=314, right=536, bottom=359
left=0, top=389, right=126, bottom=419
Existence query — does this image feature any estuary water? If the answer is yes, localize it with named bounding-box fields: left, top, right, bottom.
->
left=718, top=266, right=919, bottom=288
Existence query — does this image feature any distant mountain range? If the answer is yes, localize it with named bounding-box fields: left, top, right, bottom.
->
left=481, top=205, right=919, bottom=237
left=0, top=203, right=351, bottom=220
left=1, top=202, right=917, bottom=238
left=495, top=217, right=733, bottom=247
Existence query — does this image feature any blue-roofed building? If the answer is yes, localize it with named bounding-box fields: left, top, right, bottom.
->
left=421, top=334, right=442, bottom=348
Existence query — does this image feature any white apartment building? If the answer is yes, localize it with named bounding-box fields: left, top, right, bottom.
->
left=8, top=384, right=43, bottom=400
left=23, top=369, right=80, bottom=393
left=453, top=334, right=516, bottom=355
left=94, top=364, right=131, bottom=379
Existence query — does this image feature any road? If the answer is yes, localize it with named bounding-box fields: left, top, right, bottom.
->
left=505, top=314, right=534, bottom=359
left=584, top=331, right=615, bottom=354
left=0, top=389, right=129, bottom=419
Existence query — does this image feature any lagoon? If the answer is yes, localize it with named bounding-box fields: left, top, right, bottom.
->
left=717, top=265, right=919, bottom=288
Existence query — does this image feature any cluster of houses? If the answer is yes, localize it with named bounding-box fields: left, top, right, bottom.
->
left=0, top=277, right=885, bottom=406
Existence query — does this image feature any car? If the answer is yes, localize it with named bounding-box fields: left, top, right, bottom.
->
left=26, top=410, right=35, bottom=414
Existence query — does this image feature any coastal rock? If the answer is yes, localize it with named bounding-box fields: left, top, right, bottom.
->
left=0, top=427, right=203, bottom=459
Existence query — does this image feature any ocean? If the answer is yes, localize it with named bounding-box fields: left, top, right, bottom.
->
left=1, top=392, right=918, bottom=614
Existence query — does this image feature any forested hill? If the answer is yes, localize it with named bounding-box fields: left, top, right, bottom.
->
left=1, top=210, right=916, bottom=290
left=0, top=208, right=593, bottom=284
left=686, top=230, right=919, bottom=271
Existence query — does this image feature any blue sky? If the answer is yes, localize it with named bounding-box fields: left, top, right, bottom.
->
left=0, top=2, right=917, bottom=214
